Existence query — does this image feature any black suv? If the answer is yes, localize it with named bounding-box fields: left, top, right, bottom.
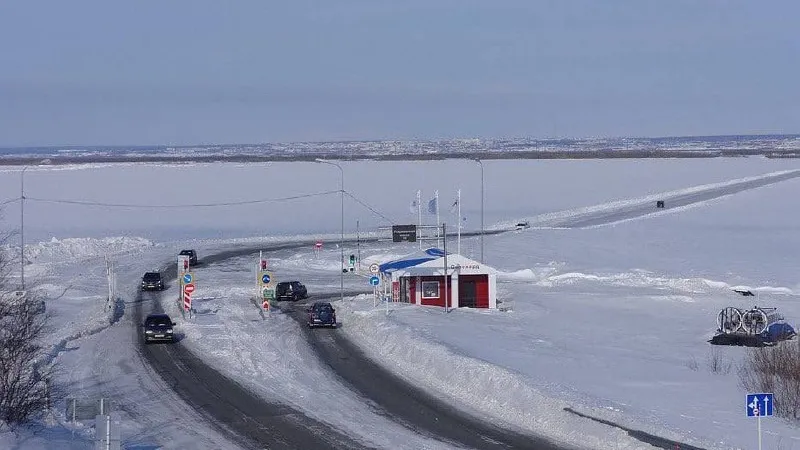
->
left=307, top=302, right=337, bottom=328
left=179, top=249, right=198, bottom=266
left=275, top=281, right=308, bottom=301
left=143, top=313, right=176, bottom=343
left=141, top=272, right=165, bottom=291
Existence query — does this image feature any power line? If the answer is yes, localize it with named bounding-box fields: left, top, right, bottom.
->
left=26, top=190, right=340, bottom=209
left=343, top=191, right=395, bottom=225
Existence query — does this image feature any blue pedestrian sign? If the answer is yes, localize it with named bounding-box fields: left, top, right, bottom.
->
left=747, top=393, right=774, bottom=417
left=183, top=273, right=193, bottom=284
left=369, top=276, right=380, bottom=286
left=262, top=273, right=271, bottom=284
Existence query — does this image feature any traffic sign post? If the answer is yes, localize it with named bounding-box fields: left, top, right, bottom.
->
left=261, top=287, right=275, bottom=313
left=258, top=270, right=274, bottom=287
left=747, top=392, right=774, bottom=450
left=183, top=273, right=194, bottom=285
left=369, top=263, right=380, bottom=274
left=183, top=283, right=195, bottom=314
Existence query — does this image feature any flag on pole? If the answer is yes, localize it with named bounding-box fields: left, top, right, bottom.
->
left=410, top=195, right=419, bottom=214
left=427, top=195, right=438, bottom=215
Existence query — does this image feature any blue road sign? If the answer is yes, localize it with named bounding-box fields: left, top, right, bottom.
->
left=747, top=393, right=774, bottom=417
left=369, top=276, right=380, bottom=286
left=183, top=273, right=193, bottom=284
left=262, top=273, right=271, bottom=284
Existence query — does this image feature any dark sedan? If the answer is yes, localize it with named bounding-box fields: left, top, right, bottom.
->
left=143, top=313, right=176, bottom=343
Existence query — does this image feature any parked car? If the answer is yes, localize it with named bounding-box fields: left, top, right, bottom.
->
left=143, top=313, right=176, bottom=343
left=307, top=302, right=337, bottom=328
left=275, top=281, right=308, bottom=301
left=141, top=271, right=165, bottom=291
left=179, top=249, right=198, bottom=266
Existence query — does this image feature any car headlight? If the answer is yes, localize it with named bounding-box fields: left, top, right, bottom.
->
left=166, top=329, right=173, bottom=334
left=146, top=330, right=154, bottom=334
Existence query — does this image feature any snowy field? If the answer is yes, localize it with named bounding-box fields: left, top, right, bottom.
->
left=1, top=157, right=800, bottom=449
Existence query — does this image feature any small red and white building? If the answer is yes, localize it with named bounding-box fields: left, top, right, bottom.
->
left=379, top=248, right=498, bottom=309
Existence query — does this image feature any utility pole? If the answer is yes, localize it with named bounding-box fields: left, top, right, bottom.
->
left=356, top=219, right=361, bottom=272
left=443, top=222, right=448, bottom=313
left=20, top=166, right=29, bottom=291
left=315, top=159, right=345, bottom=302
left=474, top=159, right=485, bottom=263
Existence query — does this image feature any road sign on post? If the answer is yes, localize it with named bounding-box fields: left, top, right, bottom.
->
left=747, top=392, right=774, bottom=450
left=369, top=276, right=380, bottom=286
left=369, top=263, right=380, bottom=274
left=392, top=224, right=417, bottom=242
left=258, top=270, right=274, bottom=287
left=178, top=255, right=190, bottom=273
left=747, top=393, right=774, bottom=417
left=183, top=273, right=193, bottom=285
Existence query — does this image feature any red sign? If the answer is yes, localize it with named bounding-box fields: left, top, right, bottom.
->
left=392, top=281, right=400, bottom=302
left=184, top=292, right=192, bottom=311
left=315, top=241, right=323, bottom=249
left=262, top=300, right=270, bottom=310
left=184, top=283, right=195, bottom=294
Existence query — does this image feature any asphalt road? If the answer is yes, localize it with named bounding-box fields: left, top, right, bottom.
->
left=550, top=169, right=800, bottom=229
left=279, top=297, right=570, bottom=450
left=134, top=244, right=375, bottom=450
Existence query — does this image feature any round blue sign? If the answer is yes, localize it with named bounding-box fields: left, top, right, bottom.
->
left=183, top=273, right=193, bottom=284
left=369, top=276, right=380, bottom=286
left=262, top=274, right=271, bottom=284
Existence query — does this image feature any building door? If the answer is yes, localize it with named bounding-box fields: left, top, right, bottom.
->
left=459, top=279, right=477, bottom=308
left=400, top=277, right=412, bottom=303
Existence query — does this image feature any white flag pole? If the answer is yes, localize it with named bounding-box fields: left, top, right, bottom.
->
left=457, top=189, right=461, bottom=255
left=435, top=190, right=440, bottom=248
left=417, top=190, right=422, bottom=249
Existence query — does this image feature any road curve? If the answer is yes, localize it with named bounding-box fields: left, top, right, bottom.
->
left=278, top=297, right=570, bottom=450
left=134, top=244, right=374, bottom=450
left=133, top=169, right=799, bottom=449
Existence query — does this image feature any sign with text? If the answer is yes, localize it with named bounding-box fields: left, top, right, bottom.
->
left=392, top=224, right=417, bottom=242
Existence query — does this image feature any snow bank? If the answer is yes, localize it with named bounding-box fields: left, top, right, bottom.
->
left=18, top=236, right=156, bottom=263
left=336, top=297, right=654, bottom=450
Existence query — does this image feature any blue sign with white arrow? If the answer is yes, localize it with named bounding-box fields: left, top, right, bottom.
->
left=746, top=393, right=774, bottom=417
left=369, top=276, right=380, bottom=286
left=262, top=273, right=271, bottom=284
left=183, top=273, right=193, bottom=284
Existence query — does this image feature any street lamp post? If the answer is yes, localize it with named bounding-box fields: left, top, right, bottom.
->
left=20, top=166, right=29, bottom=291
left=315, top=159, right=345, bottom=303
left=474, top=159, right=484, bottom=263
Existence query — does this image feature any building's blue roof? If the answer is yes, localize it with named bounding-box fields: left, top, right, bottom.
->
left=379, top=248, right=446, bottom=273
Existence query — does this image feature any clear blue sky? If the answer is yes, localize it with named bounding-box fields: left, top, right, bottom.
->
left=1, top=1, right=797, bottom=146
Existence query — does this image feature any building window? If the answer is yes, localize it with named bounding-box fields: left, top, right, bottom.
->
left=421, top=281, right=439, bottom=299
